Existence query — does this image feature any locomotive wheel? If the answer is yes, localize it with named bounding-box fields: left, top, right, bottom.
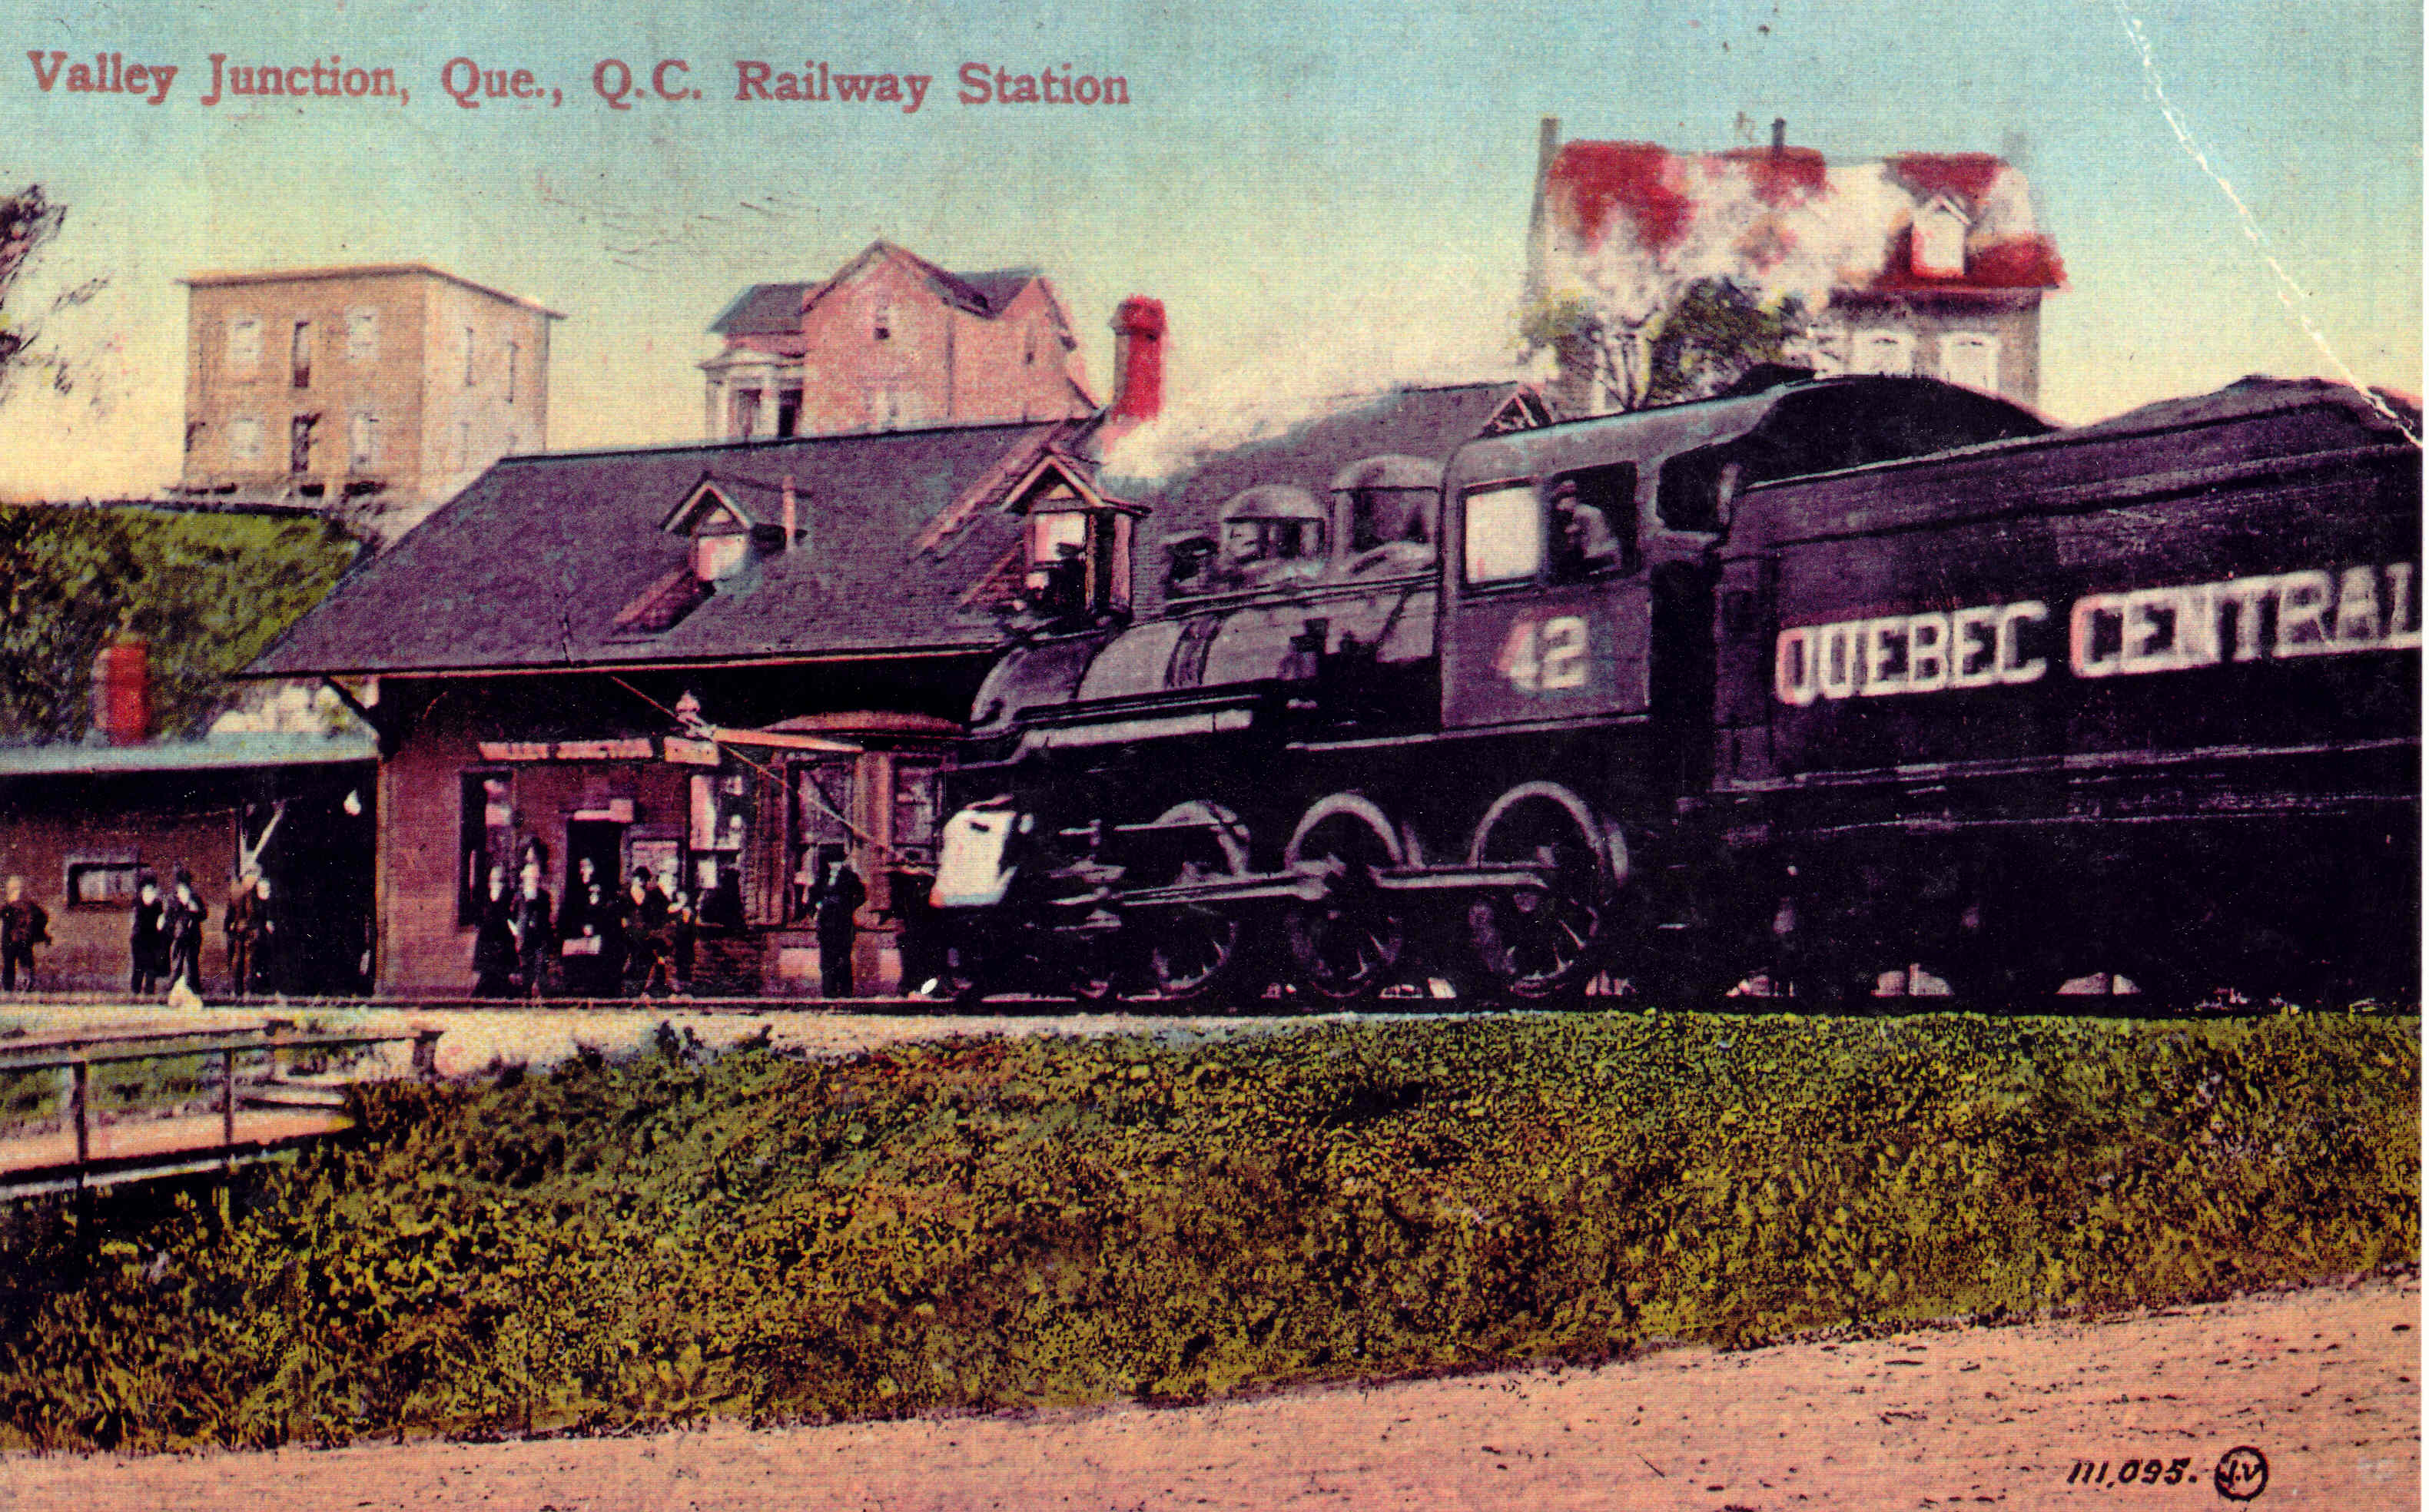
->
left=1466, top=782, right=1623, bottom=1000
left=1140, top=801, right=1252, bottom=1002
left=1283, top=794, right=1411, bottom=1001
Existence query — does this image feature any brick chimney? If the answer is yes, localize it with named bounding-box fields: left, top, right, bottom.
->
left=1108, top=297, right=1166, bottom=424
left=91, top=635, right=151, bottom=746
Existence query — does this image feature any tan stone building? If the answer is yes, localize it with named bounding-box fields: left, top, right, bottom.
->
left=701, top=241, right=1097, bottom=441
left=178, top=264, right=562, bottom=540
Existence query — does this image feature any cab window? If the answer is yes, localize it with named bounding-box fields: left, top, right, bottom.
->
left=1548, top=462, right=1637, bottom=579
left=1462, top=483, right=1541, bottom=586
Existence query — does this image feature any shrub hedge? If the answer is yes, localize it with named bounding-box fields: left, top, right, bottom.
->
left=0, top=1010, right=2413, bottom=1451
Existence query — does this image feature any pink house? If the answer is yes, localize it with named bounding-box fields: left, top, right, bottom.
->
left=700, top=240, right=1102, bottom=440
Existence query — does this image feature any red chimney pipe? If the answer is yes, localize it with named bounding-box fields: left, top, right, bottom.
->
left=92, top=636, right=150, bottom=746
left=1109, top=297, right=1166, bottom=423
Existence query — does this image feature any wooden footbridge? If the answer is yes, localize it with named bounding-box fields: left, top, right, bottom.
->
left=0, top=1023, right=441, bottom=1199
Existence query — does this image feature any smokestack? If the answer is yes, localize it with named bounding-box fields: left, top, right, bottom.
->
left=91, top=635, right=150, bottom=747
left=1771, top=117, right=1787, bottom=153
left=781, top=473, right=798, bottom=549
left=1108, top=297, right=1166, bottom=423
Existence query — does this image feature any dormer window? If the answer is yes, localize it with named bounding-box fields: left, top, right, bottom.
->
left=1913, top=196, right=1969, bottom=279
left=991, top=454, right=1140, bottom=624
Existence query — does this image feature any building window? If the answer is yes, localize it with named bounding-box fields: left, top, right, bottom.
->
left=290, top=320, right=313, bottom=389
left=289, top=413, right=318, bottom=474
left=463, top=326, right=476, bottom=386
left=459, top=771, right=516, bottom=924
left=1940, top=331, right=2001, bottom=393
left=873, top=303, right=894, bottom=342
left=227, top=315, right=261, bottom=370
left=346, top=310, right=378, bottom=360
left=733, top=388, right=762, bottom=438
left=1024, top=327, right=1038, bottom=367
left=65, top=857, right=141, bottom=909
left=456, top=419, right=473, bottom=470
left=506, top=340, right=519, bottom=403
left=777, top=389, right=801, bottom=437
left=1913, top=201, right=1968, bottom=279
left=227, top=416, right=264, bottom=464
left=348, top=412, right=379, bottom=471
left=1850, top=329, right=1916, bottom=376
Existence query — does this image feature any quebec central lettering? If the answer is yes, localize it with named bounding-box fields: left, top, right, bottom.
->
left=1774, top=562, right=2418, bottom=706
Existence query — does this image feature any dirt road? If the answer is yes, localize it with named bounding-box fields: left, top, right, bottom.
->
left=2, top=1275, right=2411, bottom=1510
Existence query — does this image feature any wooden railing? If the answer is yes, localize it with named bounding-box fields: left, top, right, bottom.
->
left=0, top=1026, right=441, bottom=1199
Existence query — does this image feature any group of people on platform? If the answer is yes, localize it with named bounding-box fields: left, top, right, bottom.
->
left=470, top=849, right=870, bottom=1000
left=129, top=868, right=284, bottom=997
left=0, top=867, right=287, bottom=998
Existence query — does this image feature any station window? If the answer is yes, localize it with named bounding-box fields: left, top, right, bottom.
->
left=1462, top=482, right=1543, bottom=586
left=457, top=771, right=516, bottom=924
left=65, top=857, right=141, bottom=909
left=289, top=413, right=318, bottom=475
left=290, top=320, right=313, bottom=389
left=790, top=757, right=856, bottom=921
left=691, top=772, right=753, bottom=927
left=892, top=757, right=941, bottom=866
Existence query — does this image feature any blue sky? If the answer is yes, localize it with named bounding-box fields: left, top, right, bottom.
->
left=0, top=0, right=2417, bottom=496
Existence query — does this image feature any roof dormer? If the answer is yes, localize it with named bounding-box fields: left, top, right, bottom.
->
left=1912, top=194, right=1970, bottom=279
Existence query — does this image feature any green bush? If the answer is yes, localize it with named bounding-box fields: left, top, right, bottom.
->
left=0, top=1011, right=2414, bottom=1451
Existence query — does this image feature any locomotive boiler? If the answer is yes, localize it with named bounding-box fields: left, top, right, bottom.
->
left=931, top=373, right=2420, bottom=1006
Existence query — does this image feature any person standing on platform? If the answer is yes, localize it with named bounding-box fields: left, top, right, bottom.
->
left=2, top=876, right=49, bottom=993
left=129, top=874, right=167, bottom=994
left=509, top=860, right=555, bottom=997
left=164, top=870, right=207, bottom=995
left=656, top=865, right=696, bottom=995
left=811, top=848, right=865, bottom=999
left=225, top=870, right=261, bottom=995
left=472, top=863, right=516, bottom=997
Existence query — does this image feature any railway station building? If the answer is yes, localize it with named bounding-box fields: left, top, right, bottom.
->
left=245, top=414, right=1144, bottom=997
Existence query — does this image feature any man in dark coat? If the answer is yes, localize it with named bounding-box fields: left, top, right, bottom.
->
left=471, top=863, right=516, bottom=996
left=225, top=871, right=261, bottom=995
left=2, top=876, right=49, bottom=993
left=811, top=850, right=865, bottom=999
left=130, top=874, right=168, bottom=993
left=624, top=867, right=667, bottom=994
left=509, top=860, right=555, bottom=997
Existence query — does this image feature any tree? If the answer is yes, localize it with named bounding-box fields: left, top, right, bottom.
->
left=0, top=507, right=363, bottom=741
left=1520, top=275, right=1808, bottom=414
left=0, top=184, right=101, bottom=403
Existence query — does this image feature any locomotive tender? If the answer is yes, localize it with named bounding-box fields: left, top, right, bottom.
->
left=932, top=373, right=2421, bottom=1005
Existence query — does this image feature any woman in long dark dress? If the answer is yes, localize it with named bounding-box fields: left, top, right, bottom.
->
left=164, top=873, right=207, bottom=994
left=471, top=864, right=517, bottom=996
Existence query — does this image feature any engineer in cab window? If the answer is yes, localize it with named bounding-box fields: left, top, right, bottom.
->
left=1548, top=479, right=1624, bottom=582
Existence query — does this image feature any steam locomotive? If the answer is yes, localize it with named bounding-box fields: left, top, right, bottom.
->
left=931, top=373, right=2421, bottom=1006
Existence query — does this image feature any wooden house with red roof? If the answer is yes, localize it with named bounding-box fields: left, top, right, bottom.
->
left=1526, top=119, right=2064, bottom=411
